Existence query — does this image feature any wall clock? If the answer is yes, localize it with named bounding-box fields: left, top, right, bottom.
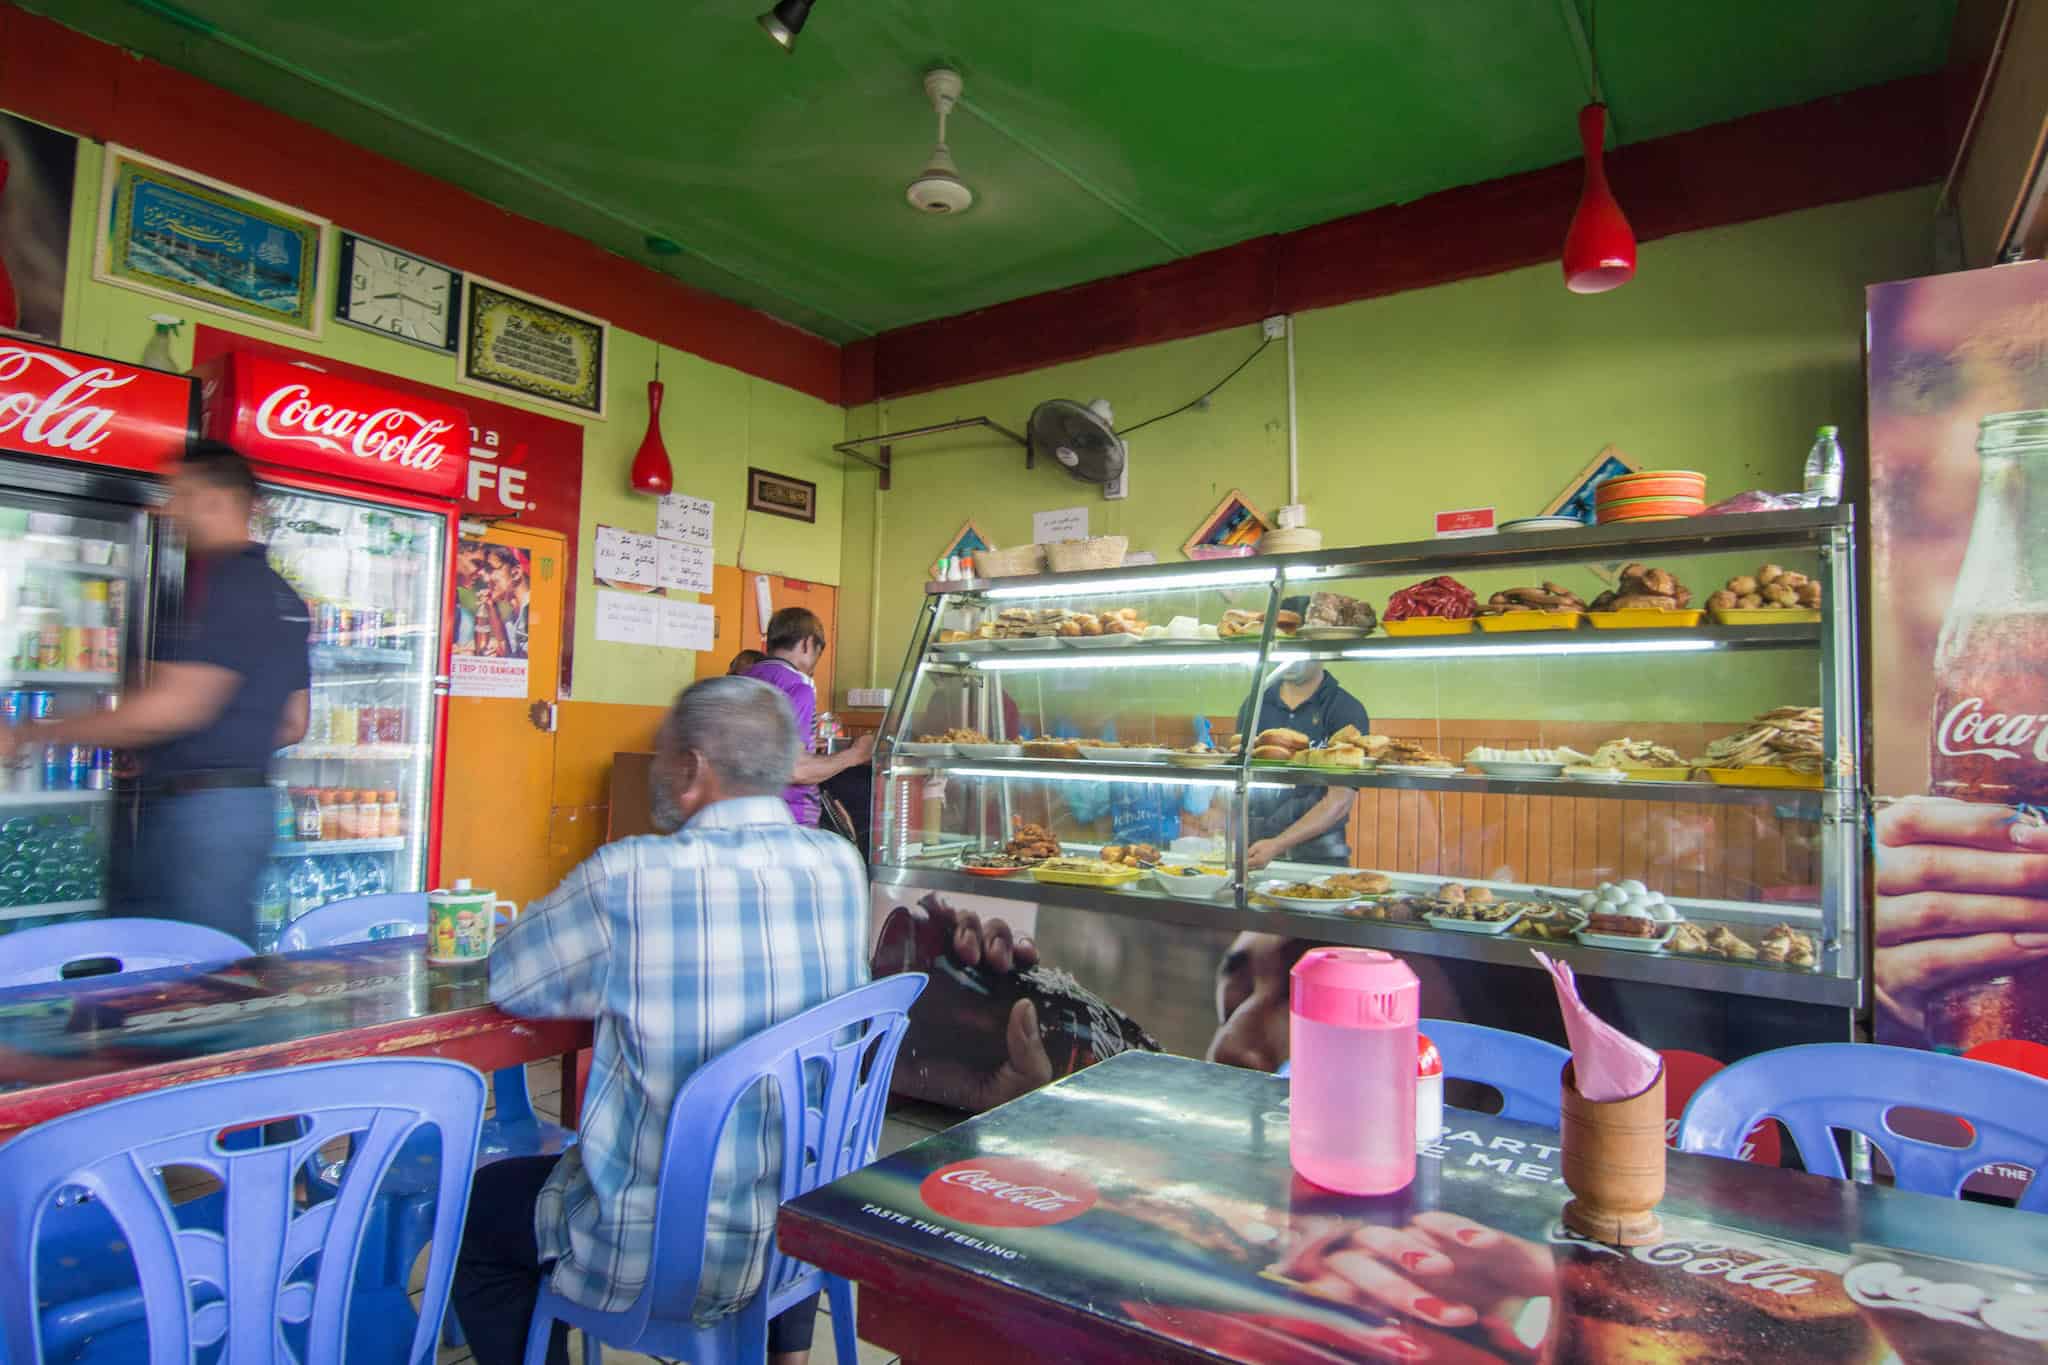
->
left=335, top=232, right=460, bottom=352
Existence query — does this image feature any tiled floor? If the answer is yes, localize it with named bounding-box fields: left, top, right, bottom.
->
left=429, top=1059, right=965, bottom=1365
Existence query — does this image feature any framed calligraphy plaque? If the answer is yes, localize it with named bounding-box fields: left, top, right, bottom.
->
left=460, top=276, right=608, bottom=419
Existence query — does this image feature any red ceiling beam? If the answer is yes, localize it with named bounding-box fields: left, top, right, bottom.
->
left=848, top=72, right=1951, bottom=406
left=0, top=3, right=843, bottom=404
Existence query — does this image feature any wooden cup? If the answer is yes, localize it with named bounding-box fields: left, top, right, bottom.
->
left=1560, top=1059, right=1666, bottom=1246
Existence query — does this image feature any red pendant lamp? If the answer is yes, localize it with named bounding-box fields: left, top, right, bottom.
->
left=630, top=377, right=673, bottom=494
left=1563, top=102, right=1635, bottom=293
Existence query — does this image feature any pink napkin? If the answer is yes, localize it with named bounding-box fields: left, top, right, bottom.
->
left=1534, top=951, right=1662, bottom=1101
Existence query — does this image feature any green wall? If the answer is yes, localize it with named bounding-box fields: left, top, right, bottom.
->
left=57, top=141, right=845, bottom=708
left=842, top=187, right=1936, bottom=719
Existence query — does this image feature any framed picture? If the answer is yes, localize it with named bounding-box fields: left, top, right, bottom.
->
left=1542, top=444, right=1641, bottom=523
left=460, top=275, right=607, bottom=418
left=94, top=146, right=326, bottom=338
left=748, top=467, right=816, bottom=523
left=940, top=519, right=993, bottom=561
left=335, top=233, right=461, bottom=353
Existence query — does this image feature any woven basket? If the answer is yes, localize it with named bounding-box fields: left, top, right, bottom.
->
left=973, top=543, right=1047, bottom=578
left=1046, top=536, right=1128, bottom=573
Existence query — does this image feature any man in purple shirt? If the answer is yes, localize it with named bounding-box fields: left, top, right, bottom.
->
left=744, top=606, right=871, bottom=826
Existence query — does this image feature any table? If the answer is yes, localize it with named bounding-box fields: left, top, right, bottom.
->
left=0, top=937, right=591, bottom=1141
left=780, top=1051, right=2048, bottom=1364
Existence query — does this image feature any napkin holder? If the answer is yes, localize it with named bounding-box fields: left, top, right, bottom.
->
left=1560, top=1059, right=1665, bottom=1246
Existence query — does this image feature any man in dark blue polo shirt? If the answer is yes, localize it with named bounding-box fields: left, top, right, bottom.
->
left=2, top=443, right=310, bottom=943
left=1236, top=602, right=1370, bottom=868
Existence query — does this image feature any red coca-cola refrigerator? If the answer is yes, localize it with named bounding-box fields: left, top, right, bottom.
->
left=1868, top=259, right=2048, bottom=1059
left=0, top=340, right=196, bottom=934
left=194, top=351, right=465, bottom=934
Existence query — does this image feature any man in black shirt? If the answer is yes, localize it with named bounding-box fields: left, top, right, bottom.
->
left=1236, top=626, right=1370, bottom=868
left=2, top=443, right=310, bottom=943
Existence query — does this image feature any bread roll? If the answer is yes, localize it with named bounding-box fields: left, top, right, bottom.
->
left=1251, top=744, right=1296, bottom=761
left=1255, top=727, right=1311, bottom=751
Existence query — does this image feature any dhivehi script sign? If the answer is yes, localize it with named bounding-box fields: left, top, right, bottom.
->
left=459, top=276, right=607, bottom=418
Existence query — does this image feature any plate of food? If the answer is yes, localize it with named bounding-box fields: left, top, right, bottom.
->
left=959, top=851, right=1033, bottom=877
left=1152, top=864, right=1231, bottom=898
left=1422, top=901, right=1528, bottom=934
left=1004, top=821, right=1061, bottom=863
left=1254, top=879, right=1369, bottom=910
left=1031, top=857, right=1145, bottom=887
left=1381, top=762, right=1461, bottom=775
left=954, top=742, right=1023, bottom=759
left=1509, top=902, right=1586, bottom=942
left=1098, top=842, right=1162, bottom=869
left=1575, top=920, right=1679, bottom=953
left=1469, top=760, right=1566, bottom=779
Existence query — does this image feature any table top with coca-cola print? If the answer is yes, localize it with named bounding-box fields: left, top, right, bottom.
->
left=0, top=939, right=590, bottom=1141
left=779, top=1051, right=2048, bottom=1365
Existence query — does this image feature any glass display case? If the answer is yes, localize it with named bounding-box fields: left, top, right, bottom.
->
left=873, top=507, right=1862, bottom=1007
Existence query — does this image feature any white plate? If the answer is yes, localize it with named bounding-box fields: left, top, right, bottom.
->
left=1470, top=760, right=1567, bottom=779
left=896, top=742, right=953, bottom=757
left=1575, top=924, right=1678, bottom=953
left=1153, top=869, right=1231, bottom=898
left=1380, top=762, right=1460, bottom=775
left=1499, top=517, right=1586, bottom=533
left=1062, top=633, right=1140, bottom=649
left=1116, top=747, right=1171, bottom=763
left=1563, top=767, right=1629, bottom=783
left=1422, top=908, right=1527, bottom=935
left=934, top=637, right=998, bottom=651
left=1254, top=880, right=1366, bottom=910
left=993, top=636, right=1063, bottom=651
left=953, top=743, right=1022, bottom=759
left=1166, top=751, right=1235, bottom=767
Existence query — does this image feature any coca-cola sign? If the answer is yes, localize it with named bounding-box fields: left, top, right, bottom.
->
left=0, top=341, right=193, bottom=472
left=1548, top=1224, right=1828, bottom=1296
left=196, top=351, right=466, bottom=500
left=920, top=1156, right=1098, bottom=1229
left=1936, top=698, right=2048, bottom=764
left=1846, top=1259, right=2048, bottom=1340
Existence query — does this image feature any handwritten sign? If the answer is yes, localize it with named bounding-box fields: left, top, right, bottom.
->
left=1033, top=506, right=1089, bottom=545
left=660, top=599, right=716, bottom=651
left=593, top=525, right=658, bottom=587
left=659, top=539, right=714, bottom=595
left=658, top=493, right=715, bottom=546
left=594, top=589, right=661, bottom=645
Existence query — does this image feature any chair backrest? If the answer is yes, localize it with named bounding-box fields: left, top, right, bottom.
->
left=1422, top=1018, right=1571, bottom=1127
left=1677, top=1043, right=2048, bottom=1211
left=0, top=917, right=249, bottom=988
left=277, top=893, right=429, bottom=951
left=619, top=974, right=927, bottom=1340
left=0, top=1057, right=485, bottom=1365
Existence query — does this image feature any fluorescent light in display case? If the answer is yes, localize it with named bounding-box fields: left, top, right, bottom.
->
left=980, top=567, right=1277, bottom=599
left=1325, top=638, right=1719, bottom=661
left=972, top=650, right=1261, bottom=671
left=944, top=766, right=1235, bottom=787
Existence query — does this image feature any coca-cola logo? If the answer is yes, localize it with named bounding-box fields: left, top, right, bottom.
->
left=1846, top=1260, right=2048, bottom=1339
left=920, top=1157, right=1098, bottom=1229
left=1548, top=1224, right=1822, bottom=1295
left=253, top=384, right=453, bottom=473
left=1937, top=698, right=2048, bottom=764
left=0, top=346, right=136, bottom=456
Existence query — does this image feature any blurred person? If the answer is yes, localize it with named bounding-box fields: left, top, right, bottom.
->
left=0, top=442, right=309, bottom=944
left=745, top=606, right=872, bottom=826
left=452, top=675, right=867, bottom=1365
left=726, top=647, right=766, bottom=675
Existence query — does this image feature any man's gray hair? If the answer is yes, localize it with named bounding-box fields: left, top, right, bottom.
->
left=655, top=675, right=799, bottom=803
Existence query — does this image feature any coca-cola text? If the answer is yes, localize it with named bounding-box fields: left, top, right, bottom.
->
left=920, top=1156, right=1098, bottom=1229
left=253, top=383, right=453, bottom=473
left=0, top=342, right=192, bottom=472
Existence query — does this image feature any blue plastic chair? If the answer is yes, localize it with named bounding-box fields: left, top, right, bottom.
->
left=1677, top=1042, right=2048, bottom=1210
left=1275, top=1020, right=1570, bottom=1128
left=0, top=1056, right=485, bottom=1365
left=0, top=917, right=249, bottom=988
left=524, top=972, right=928, bottom=1365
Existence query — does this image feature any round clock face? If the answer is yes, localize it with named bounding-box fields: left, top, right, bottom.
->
left=345, top=240, right=455, bottom=348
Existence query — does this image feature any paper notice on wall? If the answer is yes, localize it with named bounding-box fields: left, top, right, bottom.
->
left=657, top=493, right=714, bottom=546
left=658, top=538, right=714, bottom=595
left=593, top=525, right=658, bottom=587
left=1032, top=506, right=1089, bottom=544
left=594, top=588, right=661, bottom=645
left=659, top=599, right=716, bottom=652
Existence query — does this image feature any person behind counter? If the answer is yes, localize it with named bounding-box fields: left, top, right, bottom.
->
left=745, top=607, right=872, bottom=826
left=1236, top=605, right=1369, bottom=869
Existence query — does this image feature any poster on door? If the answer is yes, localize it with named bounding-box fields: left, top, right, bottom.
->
left=451, top=538, right=530, bottom=697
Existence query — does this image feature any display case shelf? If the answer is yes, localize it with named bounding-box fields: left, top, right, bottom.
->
left=309, top=644, right=417, bottom=670
left=279, top=744, right=425, bottom=761
left=270, top=835, right=406, bottom=858
left=0, top=672, right=119, bottom=688
left=0, top=788, right=112, bottom=808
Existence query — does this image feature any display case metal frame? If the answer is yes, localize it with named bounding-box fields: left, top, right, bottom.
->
left=873, top=507, right=1864, bottom=1009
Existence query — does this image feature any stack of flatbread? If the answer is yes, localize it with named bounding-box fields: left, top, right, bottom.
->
left=1695, top=707, right=1824, bottom=773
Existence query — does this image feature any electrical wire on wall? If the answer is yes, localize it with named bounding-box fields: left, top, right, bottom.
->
left=1113, top=336, right=1274, bottom=437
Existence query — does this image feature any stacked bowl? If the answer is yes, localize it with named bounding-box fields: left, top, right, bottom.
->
left=1595, top=470, right=1706, bottom=523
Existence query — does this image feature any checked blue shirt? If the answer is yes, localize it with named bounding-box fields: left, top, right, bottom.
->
left=489, top=795, right=869, bottom=1320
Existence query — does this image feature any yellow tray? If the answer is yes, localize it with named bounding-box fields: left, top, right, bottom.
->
left=1708, top=607, right=1822, bottom=626
left=1586, top=609, right=1706, bottom=630
left=1701, top=766, right=1823, bottom=789
left=1031, top=865, right=1145, bottom=887
left=1476, top=612, right=1584, bottom=633
left=1620, top=766, right=1694, bottom=781
left=1383, top=617, right=1475, bottom=637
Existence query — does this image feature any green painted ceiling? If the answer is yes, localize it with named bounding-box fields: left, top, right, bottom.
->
left=31, top=0, right=1954, bottom=342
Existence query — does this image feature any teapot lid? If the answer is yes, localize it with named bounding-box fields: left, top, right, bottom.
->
left=1290, top=947, right=1419, bottom=1028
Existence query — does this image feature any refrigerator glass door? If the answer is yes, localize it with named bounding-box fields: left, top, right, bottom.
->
left=258, top=485, right=444, bottom=942
left=0, top=486, right=150, bottom=931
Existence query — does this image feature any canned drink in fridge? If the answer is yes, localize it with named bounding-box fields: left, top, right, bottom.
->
left=65, top=746, right=88, bottom=790
left=88, top=749, right=113, bottom=790
left=334, top=606, right=354, bottom=646
left=90, top=627, right=118, bottom=673
left=41, top=745, right=63, bottom=790
left=356, top=605, right=383, bottom=647
left=35, top=625, right=61, bottom=670
left=28, top=691, right=54, bottom=720
left=63, top=626, right=91, bottom=673
left=314, top=602, right=340, bottom=643
left=0, top=690, right=25, bottom=726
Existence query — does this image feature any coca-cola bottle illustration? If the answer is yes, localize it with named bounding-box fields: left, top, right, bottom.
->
left=871, top=894, right=1158, bottom=1096
left=1926, top=408, right=2048, bottom=1049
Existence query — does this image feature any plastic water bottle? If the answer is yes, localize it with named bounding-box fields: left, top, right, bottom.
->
left=348, top=853, right=387, bottom=897
left=255, top=866, right=288, bottom=950
left=272, top=782, right=296, bottom=842
left=287, top=857, right=325, bottom=918
left=1803, top=425, right=1844, bottom=506
left=321, top=855, right=358, bottom=904
left=1289, top=947, right=1420, bottom=1195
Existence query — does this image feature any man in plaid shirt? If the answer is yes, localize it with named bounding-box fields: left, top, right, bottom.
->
left=451, top=675, right=868, bottom=1365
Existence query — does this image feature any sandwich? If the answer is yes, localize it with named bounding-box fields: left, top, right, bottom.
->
left=1253, top=727, right=1311, bottom=752
left=1305, top=744, right=1366, bottom=768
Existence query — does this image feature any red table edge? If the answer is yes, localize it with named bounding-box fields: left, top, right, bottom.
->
left=777, top=1206, right=1215, bottom=1365
left=0, top=1005, right=591, bottom=1141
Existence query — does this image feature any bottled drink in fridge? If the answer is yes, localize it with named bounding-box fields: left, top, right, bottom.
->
left=349, top=853, right=388, bottom=896
left=273, top=782, right=295, bottom=841
left=321, top=855, right=359, bottom=903
left=255, top=866, right=288, bottom=950
left=1803, top=424, right=1845, bottom=506
left=1926, top=410, right=2048, bottom=1050
left=287, top=858, right=325, bottom=918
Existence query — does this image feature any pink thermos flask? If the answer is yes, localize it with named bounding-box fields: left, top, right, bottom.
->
left=1289, top=947, right=1420, bottom=1195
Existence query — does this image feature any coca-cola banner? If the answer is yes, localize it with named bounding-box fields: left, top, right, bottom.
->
left=1868, top=261, right=2048, bottom=1055
left=195, top=350, right=466, bottom=500
left=0, top=339, right=194, bottom=472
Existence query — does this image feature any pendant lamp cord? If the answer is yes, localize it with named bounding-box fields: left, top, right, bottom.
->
left=1587, top=0, right=1601, bottom=104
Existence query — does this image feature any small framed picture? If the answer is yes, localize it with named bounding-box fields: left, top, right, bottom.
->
left=460, top=275, right=608, bottom=418
left=95, top=146, right=327, bottom=338
left=748, top=467, right=816, bottom=523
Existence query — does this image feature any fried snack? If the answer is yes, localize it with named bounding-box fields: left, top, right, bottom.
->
left=1707, top=925, right=1759, bottom=960
left=1004, top=819, right=1061, bottom=862
left=1250, top=745, right=1298, bottom=761
left=1254, top=727, right=1312, bottom=752
left=1588, top=562, right=1693, bottom=612
left=1476, top=582, right=1589, bottom=615
left=1511, top=905, right=1581, bottom=941
left=1587, top=912, right=1662, bottom=938
left=1301, top=744, right=1366, bottom=768
left=1099, top=843, right=1160, bottom=868
left=1302, top=591, right=1378, bottom=631
left=1329, top=724, right=1368, bottom=749
left=1325, top=871, right=1392, bottom=896
left=1377, top=737, right=1455, bottom=766
left=1590, top=737, right=1687, bottom=769
left=1759, top=923, right=1817, bottom=967
left=1022, top=739, right=1083, bottom=760
left=1711, top=563, right=1822, bottom=612
left=1217, top=608, right=1299, bottom=639
left=1667, top=921, right=1713, bottom=955
left=1269, top=881, right=1357, bottom=900
left=1694, top=707, right=1824, bottom=773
